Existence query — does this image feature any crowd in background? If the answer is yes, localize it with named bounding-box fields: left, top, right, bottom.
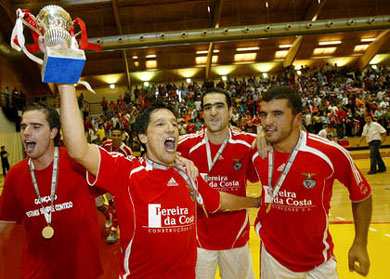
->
left=81, top=64, right=390, bottom=151
left=2, top=63, right=390, bottom=151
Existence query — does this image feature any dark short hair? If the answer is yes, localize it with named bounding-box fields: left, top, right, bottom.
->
left=262, top=87, right=303, bottom=115
left=201, top=87, right=232, bottom=109
left=134, top=104, right=176, bottom=150
left=22, top=103, right=61, bottom=145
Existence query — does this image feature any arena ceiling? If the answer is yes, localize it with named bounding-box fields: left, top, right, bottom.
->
left=1, top=0, right=390, bottom=92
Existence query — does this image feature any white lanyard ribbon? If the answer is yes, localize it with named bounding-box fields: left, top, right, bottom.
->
left=28, top=147, right=59, bottom=225
left=205, top=129, right=230, bottom=173
left=267, top=132, right=304, bottom=204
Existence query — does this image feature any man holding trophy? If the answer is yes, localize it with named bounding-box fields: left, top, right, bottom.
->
left=0, top=5, right=104, bottom=279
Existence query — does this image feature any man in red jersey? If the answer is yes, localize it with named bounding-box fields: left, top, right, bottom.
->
left=97, top=128, right=132, bottom=243
left=253, top=87, right=372, bottom=278
left=178, top=88, right=258, bottom=279
left=0, top=104, right=103, bottom=279
left=58, top=84, right=260, bottom=279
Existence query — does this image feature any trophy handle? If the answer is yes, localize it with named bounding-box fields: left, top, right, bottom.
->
left=11, top=9, right=43, bottom=65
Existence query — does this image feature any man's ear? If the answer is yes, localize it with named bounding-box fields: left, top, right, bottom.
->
left=139, top=134, right=148, bottom=145
left=295, top=113, right=303, bottom=127
left=50, top=128, right=59, bottom=141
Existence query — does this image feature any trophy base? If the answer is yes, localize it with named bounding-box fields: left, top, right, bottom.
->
left=42, top=47, right=86, bottom=84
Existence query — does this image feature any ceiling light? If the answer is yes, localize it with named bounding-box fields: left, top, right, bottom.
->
left=313, top=47, right=337, bottom=55
left=146, top=60, right=157, bottom=68
left=132, top=56, right=138, bottom=59
left=361, top=38, right=376, bottom=42
left=279, top=44, right=292, bottom=48
left=297, top=70, right=302, bottom=76
left=234, top=53, right=257, bottom=62
left=236, top=47, right=260, bottom=52
left=222, top=76, right=227, bottom=81
left=372, top=65, right=378, bottom=69
left=318, top=40, right=342, bottom=46
left=146, top=54, right=156, bottom=59
left=109, top=84, right=115, bottom=89
left=275, top=50, right=288, bottom=58
left=186, top=78, right=191, bottom=83
left=196, top=49, right=220, bottom=54
left=144, top=81, right=150, bottom=87
left=354, top=45, right=369, bottom=52
left=195, top=56, right=218, bottom=64
left=262, top=73, right=268, bottom=78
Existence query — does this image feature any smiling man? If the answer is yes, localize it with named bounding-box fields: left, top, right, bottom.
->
left=0, top=104, right=103, bottom=279
left=178, top=88, right=258, bottom=279
left=252, top=87, right=372, bottom=278
left=58, top=84, right=260, bottom=279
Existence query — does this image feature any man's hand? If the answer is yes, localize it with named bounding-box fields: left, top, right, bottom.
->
left=348, top=242, right=370, bottom=276
left=175, top=153, right=199, bottom=181
left=251, top=130, right=271, bottom=159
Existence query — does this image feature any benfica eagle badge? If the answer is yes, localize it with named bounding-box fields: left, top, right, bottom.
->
left=232, top=158, right=242, bottom=171
left=302, top=173, right=317, bottom=189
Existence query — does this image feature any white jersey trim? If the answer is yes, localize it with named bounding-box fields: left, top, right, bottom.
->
left=308, top=134, right=363, bottom=184
left=320, top=178, right=331, bottom=263
left=86, top=145, right=101, bottom=187
left=231, top=212, right=249, bottom=248
left=122, top=180, right=137, bottom=279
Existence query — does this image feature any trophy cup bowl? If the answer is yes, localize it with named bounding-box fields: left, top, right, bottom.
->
left=36, top=5, right=73, bottom=49
left=35, top=5, right=86, bottom=84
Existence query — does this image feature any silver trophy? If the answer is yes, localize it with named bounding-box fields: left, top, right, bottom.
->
left=11, top=5, right=86, bottom=84
left=36, top=5, right=73, bottom=49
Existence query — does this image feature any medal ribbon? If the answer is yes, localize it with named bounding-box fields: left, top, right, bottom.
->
left=205, top=128, right=230, bottom=173
left=267, top=132, right=304, bottom=209
left=28, top=147, right=59, bottom=226
left=145, top=156, right=209, bottom=217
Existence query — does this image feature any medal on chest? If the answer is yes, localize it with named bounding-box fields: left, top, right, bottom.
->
left=29, top=147, right=59, bottom=240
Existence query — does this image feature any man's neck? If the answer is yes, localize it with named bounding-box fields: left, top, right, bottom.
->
left=207, top=127, right=230, bottom=145
left=31, top=146, right=56, bottom=170
left=273, top=129, right=301, bottom=153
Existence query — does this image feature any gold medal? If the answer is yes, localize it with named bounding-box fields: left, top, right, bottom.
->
left=266, top=203, right=272, bottom=214
left=42, top=225, right=54, bottom=239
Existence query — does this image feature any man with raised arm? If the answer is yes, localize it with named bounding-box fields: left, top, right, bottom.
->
left=58, top=84, right=260, bottom=279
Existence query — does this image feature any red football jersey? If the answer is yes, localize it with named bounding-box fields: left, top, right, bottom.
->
left=252, top=132, right=371, bottom=272
left=178, top=128, right=258, bottom=250
left=0, top=147, right=102, bottom=279
left=101, top=139, right=132, bottom=156
left=87, top=148, right=220, bottom=279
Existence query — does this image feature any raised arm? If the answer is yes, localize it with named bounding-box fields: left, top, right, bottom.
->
left=348, top=196, right=372, bottom=276
left=58, top=84, right=99, bottom=175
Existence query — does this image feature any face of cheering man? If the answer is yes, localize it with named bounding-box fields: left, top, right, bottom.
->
left=111, top=129, right=122, bottom=149
left=259, top=98, right=301, bottom=153
left=202, top=93, right=232, bottom=142
left=20, top=110, right=58, bottom=167
left=139, top=108, right=179, bottom=166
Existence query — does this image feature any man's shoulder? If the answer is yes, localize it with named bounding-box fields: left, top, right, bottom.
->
left=230, top=129, right=256, bottom=145
left=306, top=133, right=347, bottom=158
left=178, top=129, right=205, bottom=145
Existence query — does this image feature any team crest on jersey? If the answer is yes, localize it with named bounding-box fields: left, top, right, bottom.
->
left=232, top=158, right=242, bottom=170
left=302, top=173, right=317, bottom=189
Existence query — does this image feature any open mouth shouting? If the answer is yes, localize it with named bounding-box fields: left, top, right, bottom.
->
left=164, top=137, right=176, bottom=152
left=25, top=140, right=37, bottom=152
